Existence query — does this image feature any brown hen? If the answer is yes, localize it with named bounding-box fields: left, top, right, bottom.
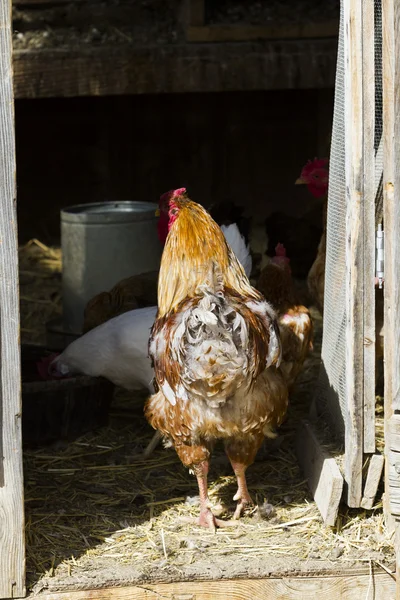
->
left=82, top=271, right=159, bottom=333
left=257, top=243, right=313, bottom=390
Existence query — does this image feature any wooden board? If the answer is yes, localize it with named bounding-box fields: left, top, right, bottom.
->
left=295, top=420, right=343, bottom=526
left=361, top=453, right=385, bottom=510
left=13, top=0, right=85, bottom=4
left=28, top=572, right=397, bottom=600
left=382, top=0, right=400, bottom=594
left=186, top=21, right=339, bottom=43
left=361, top=0, right=377, bottom=455
left=0, top=0, right=26, bottom=597
left=343, top=0, right=364, bottom=508
left=12, top=41, right=338, bottom=99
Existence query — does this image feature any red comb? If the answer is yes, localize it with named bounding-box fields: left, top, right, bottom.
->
left=300, top=157, right=329, bottom=178
left=159, top=188, right=187, bottom=204
left=275, top=243, right=286, bottom=257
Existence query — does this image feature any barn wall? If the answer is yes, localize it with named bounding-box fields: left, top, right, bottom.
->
left=15, top=88, right=334, bottom=243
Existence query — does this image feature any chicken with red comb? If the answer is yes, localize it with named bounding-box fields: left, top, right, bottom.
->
left=294, top=158, right=329, bottom=313
left=295, top=158, right=329, bottom=200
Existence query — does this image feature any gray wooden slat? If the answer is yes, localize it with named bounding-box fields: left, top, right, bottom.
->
left=0, top=0, right=26, bottom=596
left=362, top=0, right=377, bottom=454
left=382, top=0, right=400, bottom=593
left=343, top=0, right=364, bottom=507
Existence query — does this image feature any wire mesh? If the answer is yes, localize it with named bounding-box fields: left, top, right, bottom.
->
left=317, top=0, right=347, bottom=437
left=317, top=0, right=383, bottom=451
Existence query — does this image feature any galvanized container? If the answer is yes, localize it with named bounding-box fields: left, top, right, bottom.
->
left=61, top=201, right=162, bottom=333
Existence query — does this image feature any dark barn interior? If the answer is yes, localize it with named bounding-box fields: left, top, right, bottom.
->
left=16, top=90, right=334, bottom=244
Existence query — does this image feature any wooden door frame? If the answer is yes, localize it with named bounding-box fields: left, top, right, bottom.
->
left=0, top=0, right=25, bottom=597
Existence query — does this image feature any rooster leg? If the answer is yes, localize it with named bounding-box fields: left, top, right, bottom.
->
left=225, top=435, right=264, bottom=519
left=230, top=461, right=254, bottom=519
left=193, top=461, right=233, bottom=532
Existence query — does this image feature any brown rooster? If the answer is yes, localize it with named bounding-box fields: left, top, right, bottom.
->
left=145, top=188, right=288, bottom=530
left=257, top=243, right=313, bottom=390
left=82, top=271, right=159, bottom=333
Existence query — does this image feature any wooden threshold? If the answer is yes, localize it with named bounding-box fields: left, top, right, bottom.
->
left=29, top=571, right=396, bottom=600
left=12, top=39, right=337, bottom=99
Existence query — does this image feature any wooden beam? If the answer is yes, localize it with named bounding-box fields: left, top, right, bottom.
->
left=295, top=420, right=343, bottom=526
left=362, top=0, right=377, bottom=455
left=11, top=40, right=338, bottom=99
left=343, top=0, right=364, bottom=508
left=186, top=21, right=339, bottom=43
left=361, top=453, right=385, bottom=510
left=0, top=0, right=25, bottom=597
left=13, top=0, right=85, bottom=4
left=28, top=571, right=396, bottom=600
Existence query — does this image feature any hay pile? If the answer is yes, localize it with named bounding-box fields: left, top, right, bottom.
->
left=19, top=239, right=62, bottom=346
left=19, top=240, right=394, bottom=595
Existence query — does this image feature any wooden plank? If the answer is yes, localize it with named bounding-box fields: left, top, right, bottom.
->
left=188, top=0, right=205, bottom=26
left=362, top=0, right=377, bottom=455
left=295, top=420, right=343, bottom=526
left=11, top=41, right=338, bottom=99
left=29, top=572, right=397, bottom=600
left=343, top=0, right=364, bottom=508
left=186, top=21, right=339, bottom=43
left=389, top=414, right=400, bottom=449
left=0, top=0, right=25, bottom=597
left=361, top=453, right=385, bottom=509
left=382, top=0, right=400, bottom=594
left=13, top=0, right=85, bottom=4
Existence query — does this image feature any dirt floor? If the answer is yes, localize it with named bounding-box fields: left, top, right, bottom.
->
left=12, top=0, right=339, bottom=51
left=19, top=241, right=394, bottom=595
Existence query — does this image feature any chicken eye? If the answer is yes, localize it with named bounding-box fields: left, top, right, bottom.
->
left=170, top=208, right=178, bottom=216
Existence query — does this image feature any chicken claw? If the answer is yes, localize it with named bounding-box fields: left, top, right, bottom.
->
left=180, top=509, right=237, bottom=532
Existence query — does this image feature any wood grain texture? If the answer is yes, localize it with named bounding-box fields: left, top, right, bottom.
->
left=343, top=0, right=364, bottom=508
left=0, top=0, right=26, bottom=597
left=186, top=21, right=339, bottom=43
left=362, top=0, right=377, bottom=455
left=12, top=40, right=338, bottom=99
left=295, top=420, right=343, bottom=526
left=28, top=572, right=396, bottom=600
left=361, top=453, right=385, bottom=510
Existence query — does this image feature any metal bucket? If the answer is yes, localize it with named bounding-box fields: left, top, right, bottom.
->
left=61, top=201, right=162, bottom=333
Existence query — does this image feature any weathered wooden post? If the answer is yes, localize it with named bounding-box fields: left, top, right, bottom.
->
left=0, top=0, right=25, bottom=597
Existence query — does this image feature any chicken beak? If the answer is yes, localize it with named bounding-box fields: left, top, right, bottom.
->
left=155, top=208, right=160, bottom=217
left=295, top=177, right=306, bottom=185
